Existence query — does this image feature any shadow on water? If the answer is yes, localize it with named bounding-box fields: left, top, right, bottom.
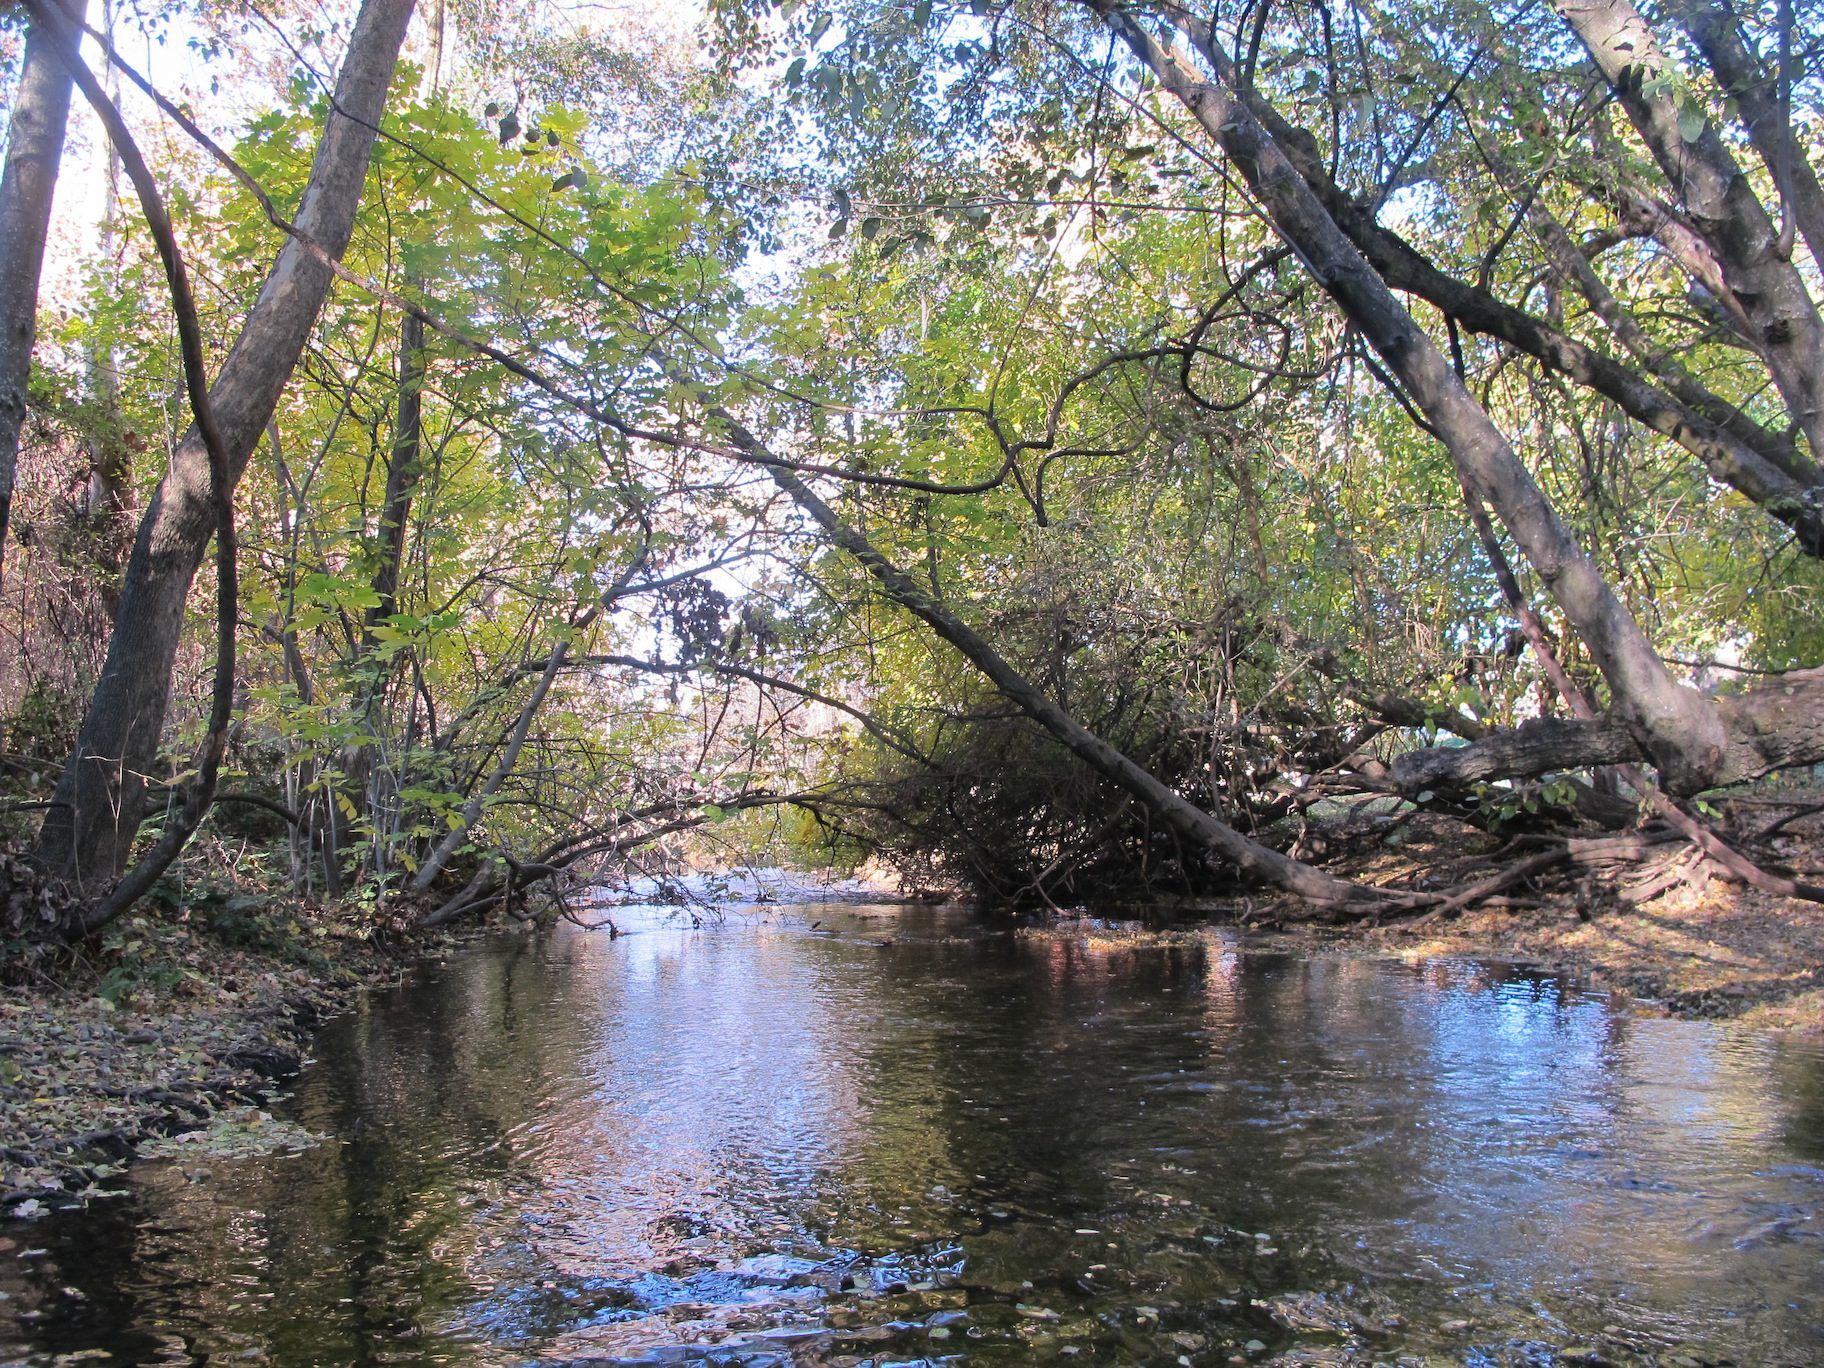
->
left=4, top=904, right=1822, bottom=1365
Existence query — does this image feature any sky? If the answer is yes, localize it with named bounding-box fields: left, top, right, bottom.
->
left=33, top=0, right=714, bottom=312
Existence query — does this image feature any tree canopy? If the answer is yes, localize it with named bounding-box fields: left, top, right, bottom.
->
left=2, top=0, right=1822, bottom=935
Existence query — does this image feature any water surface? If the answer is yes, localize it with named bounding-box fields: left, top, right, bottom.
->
left=3, top=904, right=1822, bottom=1365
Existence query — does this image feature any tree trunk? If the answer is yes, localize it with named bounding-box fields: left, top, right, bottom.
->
left=1664, top=0, right=1824, bottom=273
left=333, top=304, right=428, bottom=877
left=1552, top=0, right=1824, bottom=465
left=368, top=305, right=426, bottom=635
left=85, top=0, right=131, bottom=614
left=0, top=0, right=86, bottom=586
left=712, top=411, right=1386, bottom=910
left=31, top=0, right=418, bottom=897
left=1477, top=141, right=1824, bottom=552
left=1098, top=3, right=1730, bottom=794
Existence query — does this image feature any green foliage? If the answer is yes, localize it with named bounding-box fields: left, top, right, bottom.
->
left=10, top=0, right=1823, bottom=919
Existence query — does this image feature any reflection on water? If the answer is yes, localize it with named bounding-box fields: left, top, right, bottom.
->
left=3, top=905, right=1821, bottom=1366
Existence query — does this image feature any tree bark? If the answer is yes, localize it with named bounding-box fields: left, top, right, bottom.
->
left=368, top=306, right=426, bottom=635
left=31, top=0, right=418, bottom=896
left=34, top=5, right=242, bottom=937
left=1097, top=3, right=1730, bottom=794
left=85, top=0, right=132, bottom=608
left=1388, top=714, right=1643, bottom=791
left=1373, top=668, right=1824, bottom=794
left=0, top=0, right=86, bottom=586
left=1663, top=0, right=1824, bottom=272
left=1552, top=0, right=1824, bottom=464
left=331, top=304, right=428, bottom=877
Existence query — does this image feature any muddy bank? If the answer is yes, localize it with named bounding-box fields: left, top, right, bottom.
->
left=1327, top=802, right=1824, bottom=1032
left=0, top=904, right=438, bottom=1209
left=1052, top=805, right=1824, bottom=1034
left=1026, top=897, right=1823, bottom=1033
left=1317, top=881, right=1824, bottom=1032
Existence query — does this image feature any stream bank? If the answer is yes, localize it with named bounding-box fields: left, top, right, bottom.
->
left=0, top=867, right=900, bottom=1208
left=0, top=902, right=431, bottom=1208
left=1304, top=804, right=1824, bottom=1033
left=1022, top=803, right=1824, bottom=1034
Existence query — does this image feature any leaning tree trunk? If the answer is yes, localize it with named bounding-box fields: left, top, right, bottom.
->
left=0, top=0, right=87, bottom=585
left=31, top=0, right=418, bottom=899
left=1197, top=12, right=1823, bottom=553
left=708, top=409, right=1388, bottom=911
left=1552, top=0, right=1824, bottom=466
left=1096, top=1, right=1730, bottom=795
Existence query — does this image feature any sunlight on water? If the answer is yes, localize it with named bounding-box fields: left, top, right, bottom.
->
left=3, top=904, right=1821, bottom=1365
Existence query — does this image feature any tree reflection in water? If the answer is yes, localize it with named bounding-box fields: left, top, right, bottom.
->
left=3, top=907, right=1821, bottom=1365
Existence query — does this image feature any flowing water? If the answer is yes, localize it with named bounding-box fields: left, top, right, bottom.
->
left=3, top=903, right=1822, bottom=1366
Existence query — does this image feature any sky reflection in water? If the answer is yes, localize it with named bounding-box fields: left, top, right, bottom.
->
left=3, top=905, right=1821, bottom=1366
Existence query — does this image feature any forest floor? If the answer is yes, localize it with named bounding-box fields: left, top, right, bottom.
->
left=0, top=898, right=441, bottom=1212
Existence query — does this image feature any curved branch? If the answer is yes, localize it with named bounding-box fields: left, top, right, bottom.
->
left=29, top=0, right=239, bottom=934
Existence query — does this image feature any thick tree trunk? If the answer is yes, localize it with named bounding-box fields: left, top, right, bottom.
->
left=1377, top=669, right=1824, bottom=794
left=1664, top=0, right=1824, bottom=272
left=39, top=12, right=241, bottom=938
left=1098, top=3, right=1729, bottom=794
left=0, top=0, right=86, bottom=584
left=31, top=0, right=417, bottom=896
left=1553, top=0, right=1824, bottom=464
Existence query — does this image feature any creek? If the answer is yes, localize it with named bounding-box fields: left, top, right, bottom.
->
left=3, top=902, right=1822, bottom=1365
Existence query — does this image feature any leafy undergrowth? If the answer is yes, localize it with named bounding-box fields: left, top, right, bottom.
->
left=0, top=887, right=431, bottom=1210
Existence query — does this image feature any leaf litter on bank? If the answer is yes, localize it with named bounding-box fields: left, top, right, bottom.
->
left=1, top=898, right=426, bottom=1210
